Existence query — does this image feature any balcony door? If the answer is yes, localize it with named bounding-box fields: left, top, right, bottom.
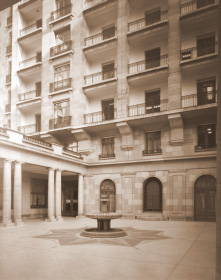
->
left=197, top=79, right=216, bottom=105
left=145, top=8, right=161, bottom=26
left=197, top=34, right=215, bottom=57
left=35, top=114, right=41, bottom=132
left=196, top=0, right=215, bottom=9
left=145, top=48, right=160, bottom=69
left=102, top=62, right=115, bottom=80
left=145, top=89, right=160, bottom=114
left=102, top=99, right=114, bottom=121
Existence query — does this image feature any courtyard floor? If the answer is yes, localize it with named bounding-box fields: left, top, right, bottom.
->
left=0, top=217, right=216, bottom=280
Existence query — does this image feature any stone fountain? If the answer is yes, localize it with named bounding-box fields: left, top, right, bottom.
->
left=81, top=199, right=127, bottom=238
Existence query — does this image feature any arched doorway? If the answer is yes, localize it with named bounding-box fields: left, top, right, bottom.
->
left=194, top=175, right=216, bottom=221
left=143, top=177, right=162, bottom=212
left=100, top=179, right=116, bottom=212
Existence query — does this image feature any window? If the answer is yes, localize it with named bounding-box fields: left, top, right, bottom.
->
left=197, top=124, right=216, bottom=150
left=196, top=0, right=215, bottom=9
left=145, top=8, right=161, bottom=26
left=145, top=48, right=160, bottom=69
left=102, top=26, right=115, bottom=40
left=31, top=179, right=47, bottom=208
left=102, top=99, right=114, bottom=121
left=54, top=99, right=70, bottom=119
left=143, top=178, right=162, bottom=212
left=55, top=26, right=70, bottom=44
left=197, top=79, right=216, bottom=105
left=100, top=137, right=115, bottom=158
left=144, top=131, right=161, bottom=154
left=64, top=141, right=78, bottom=153
left=102, top=62, right=115, bottom=80
left=145, top=89, right=160, bottom=114
left=35, top=114, right=41, bottom=132
left=53, top=63, right=70, bottom=90
left=197, top=34, right=215, bottom=57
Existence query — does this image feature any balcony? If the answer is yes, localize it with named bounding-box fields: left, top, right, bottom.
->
left=128, top=55, right=168, bottom=76
left=19, top=20, right=42, bottom=37
left=50, top=41, right=72, bottom=58
left=99, top=153, right=115, bottom=159
left=6, top=16, right=12, bottom=27
left=18, top=90, right=41, bottom=102
left=180, top=0, right=218, bottom=16
left=5, top=104, right=11, bottom=113
left=84, top=109, right=117, bottom=124
left=49, top=116, right=72, bottom=130
left=181, top=91, right=217, bottom=108
left=84, top=68, right=117, bottom=86
left=128, top=99, right=168, bottom=117
left=84, top=28, right=117, bottom=47
left=142, top=149, right=162, bottom=156
left=49, top=78, right=72, bottom=93
left=6, top=74, right=11, bottom=84
left=51, top=4, right=72, bottom=22
left=19, top=54, right=42, bottom=70
left=18, top=124, right=39, bottom=134
left=128, top=10, right=168, bottom=33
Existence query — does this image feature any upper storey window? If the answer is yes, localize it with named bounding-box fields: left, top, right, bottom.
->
left=197, top=124, right=216, bottom=150
left=55, top=26, right=70, bottom=44
left=102, top=26, right=115, bottom=40
left=56, top=0, right=70, bottom=10
left=196, top=0, right=215, bottom=9
left=145, top=8, right=161, bottom=26
left=197, top=34, right=215, bottom=57
left=102, top=62, right=115, bottom=80
left=145, top=48, right=160, bottom=69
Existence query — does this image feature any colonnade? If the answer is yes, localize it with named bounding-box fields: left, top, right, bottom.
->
left=1, top=159, right=84, bottom=226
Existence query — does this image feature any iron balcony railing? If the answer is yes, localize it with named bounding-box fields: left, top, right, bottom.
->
left=99, top=153, right=115, bottom=159
left=50, top=40, right=72, bottom=57
left=63, top=147, right=81, bottom=157
left=49, top=116, right=72, bottom=129
left=49, top=78, right=72, bottom=92
left=6, top=45, right=12, bottom=55
left=18, top=124, right=38, bottom=134
left=180, top=0, right=218, bottom=15
left=84, top=109, right=117, bottom=124
left=181, top=41, right=218, bottom=61
left=84, top=0, right=109, bottom=10
left=84, top=28, right=117, bottom=47
left=23, top=135, right=52, bottom=148
left=19, top=53, right=42, bottom=69
left=128, top=99, right=168, bottom=117
left=181, top=91, right=217, bottom=108
left=51, top=4, right=72, bottom=21
left=5, top=104, right=11, bottom=113
left=142, top=149, right=162, bottom=155
left=7, top=16, right=12, bottom=26
left=84, top=68, right=117, bottom=85
left=19, top=20, right=42, bottom=37
left=6, top=74, right=11, bottom=84
left=128, top=10, right=168, bottom=33
left=18, top=90, right=41, bottom=102
left=128, top=55, right=168, bottom=75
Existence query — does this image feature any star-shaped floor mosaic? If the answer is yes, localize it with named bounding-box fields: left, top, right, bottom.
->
left=35, top=227, right=170, bottom=248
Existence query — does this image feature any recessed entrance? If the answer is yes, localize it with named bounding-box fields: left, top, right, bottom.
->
left=62, top=181, right=78, bottom=217
left=194, top=175, right=216, bottom=222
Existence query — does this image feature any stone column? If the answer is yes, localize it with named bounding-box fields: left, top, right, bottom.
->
left=78, top=174, right=84, bottom=216
left=55, top=169, right=62, bottom=221
left=47, top=168, right=56, bottom=222
left=13, top=161, right=23, bottom=225
left=2, top=159, right=13, bottom=227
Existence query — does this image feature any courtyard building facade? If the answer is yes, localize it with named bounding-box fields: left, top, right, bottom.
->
left=0, top=0, right=218, bottom=226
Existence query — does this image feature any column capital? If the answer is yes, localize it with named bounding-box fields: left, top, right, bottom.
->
left=14, top=161, right=24, bottom=165
left=3, top=159, right=13, bottom=164
left=47, top=167, right=55, bottom=172
left=56, top=169, right=63, bottom=173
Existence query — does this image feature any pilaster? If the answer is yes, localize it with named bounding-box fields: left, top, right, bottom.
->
left=78, top=174, right=84, bottom=216
left=13, top=161, right=23, bottom=225
left=47, top=167, right=56, bottom=222
left=55, top=169, right=63, bottom=221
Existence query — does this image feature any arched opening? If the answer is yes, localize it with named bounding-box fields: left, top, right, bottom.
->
left=100, top=179, right=116, bottom=213
left=194, top=175, right=216, bottom=221
left=143, top=177, right=162, bottom=212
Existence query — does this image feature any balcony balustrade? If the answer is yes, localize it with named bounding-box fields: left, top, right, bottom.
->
left=49, top=116, right=72, bottom=129
left=19, top=20, right=42, bottom=37
left=7, top=16, right=12, bottom=26
left=23, top=135, right=52, bottom=148
left=128, top=10, right=168, bottom=33
left=142, top=149, right=162, bottom=155
left=128, top=99, right=168, bottom=117
left=181, top=91, right=217, bottom=108
left=49, top=78, right=72, bottom=92
left=180, top=0, right=218, bottom=15
left=181, top=42, right=218, bottom=61
left=84, top=28, right=117, bottom=47
left=6, top=74, right=11, bottom=84
left=128, top=55, right=168, bottom=75
left=51, top=4, right=72, bottom=21
left=50, top=40, right=72, bottom=57
left=84, top=0, right=109, bottom=10
left=99, top=153, right=115, bottom=159
left=18, top=90, right=41, bottom=102
left=18, top=124, right=38, bottom=134
left=5, top=104, right=11, bottom=113
left=84, top=68, right=117, bottom=86
left=6, top=45, right=12, bottom=55
left=63, top=147, right=80, bottom=157
left=19, top=53, right=41, bottom=70
left=84, top=109, right=117, bottom=124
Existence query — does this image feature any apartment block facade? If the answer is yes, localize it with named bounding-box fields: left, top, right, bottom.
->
left=0, top=0, right=218, bottom=226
